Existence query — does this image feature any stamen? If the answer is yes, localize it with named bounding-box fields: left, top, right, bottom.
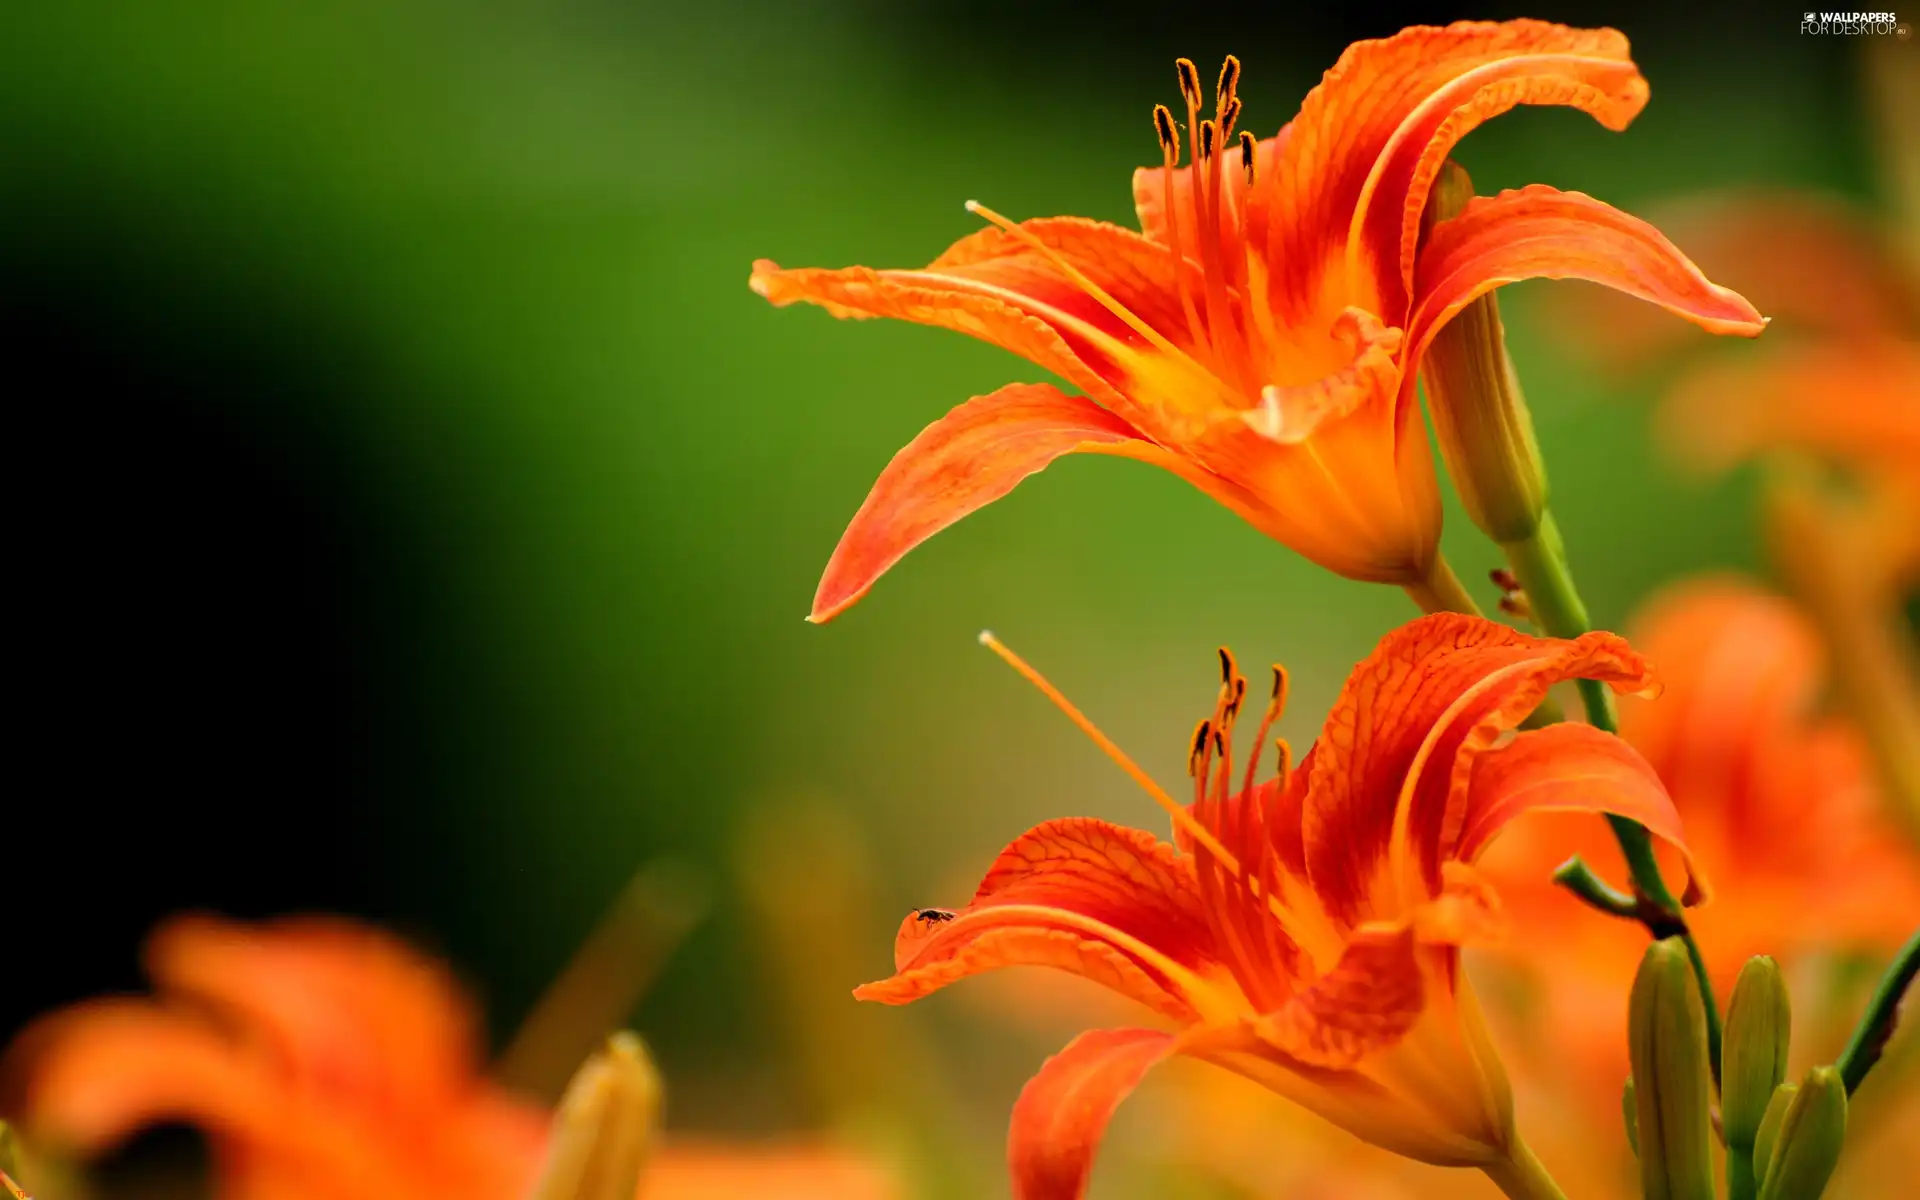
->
left=1199, top=119, right=1217, bottom=161
left=1239, top=664, right=1291, bottom=801
left=1216, top=55, right=1241, bottom=110
left=1153, top=104, right=1179, bottom=159
left=1218, top=647, right=1236, bottom=685
left=1188, top=719, right=1212, bottom=777
left=1175, top=58, right=1203, bottom=111
left=979, top=631, right=1244, bottom=874
left=1219, top=97, right=1242, bottom=142
left=1240, top=131, right=1257, bottom=184
left=1153, top=104, right=1209, bottom=352
left=963, top=200, right=1198, bottom=367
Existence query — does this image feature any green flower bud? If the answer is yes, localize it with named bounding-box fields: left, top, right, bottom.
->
left=1758, top=1066, right=1848, bottom=1200
left=529, top=1031, right=663, bottom=1200
left=1753, top=1082, right=1797, bottom=1186
left=1629, top=938, right=1716, bottom=1200
left=1622, top=1075, right=1640, bottom=1158
left=1417, top=159, right=1549, bottom=544
left=1724, top=955, right=1793, bottom=1184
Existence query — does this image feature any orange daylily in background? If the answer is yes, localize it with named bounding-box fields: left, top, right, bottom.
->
left=1479, top=579, right=1920, bottom=1104
left=0, top=915, right=897, bottom=1200
left=752, top=20, right=1763, bottom=621
left=856, top=614, right=1699, bottom=1199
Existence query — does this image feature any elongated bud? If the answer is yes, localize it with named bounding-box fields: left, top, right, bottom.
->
left=1629, top=939, right=1716, bottom=1200
left=1622, top=1075, right=1640, bottom=1158
left=1753, top=1082, right=1796, bottom=1185
left=528, top=1032, right=663, bottom=1200
left=1757, top=1066, right=1847, bottom=1200
left=1417, top=160, right=1548, bottom=544
left=1724, top=956, right=1792, bottom=1153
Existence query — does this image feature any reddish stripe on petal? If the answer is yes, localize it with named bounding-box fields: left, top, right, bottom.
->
left=1354, top=51, right=1647, bottom=322
left=750, top=259, right=1130, bottom=418
left=1300, top=614, right=1658, bottom=927
left=1270, top=19, right=1635, bottom=320
left=810, top=385, right=1148, bottom=623
left=855, top=818, right=1229, bottom=1021
left=1409, top=185, right=1766, bottom=369
left=1008, top=1028, right=1175, bottom=1200
left=1254, top=925, right=1424, bottom=1069
left=1457, top=722, right=1705, bottom=903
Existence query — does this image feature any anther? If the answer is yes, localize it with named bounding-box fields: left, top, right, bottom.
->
left=1216, top=55, right=1241, bottom=109
left=1199, top=119, right=1217, bottom=160
left=1189, top=719, right=1213, bottom=775
left=1175, top=58, right=1202, bottom=110
left=1153, top=104, right=1179, bottom=158
left=1240, top=131, right=1257, bottom=184
left=1219, top=97, right=1242, bottom=141
left=1269, top=664, right=1288, bottom=706
left=1218, top=647, right=1237, bottom=685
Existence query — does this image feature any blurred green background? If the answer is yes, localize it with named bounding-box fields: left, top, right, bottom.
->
left=0, top=0, right=1901, bottom=1193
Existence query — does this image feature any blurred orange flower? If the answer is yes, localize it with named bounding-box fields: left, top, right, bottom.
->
left=0, top=915, right=896, bottom=1200
left=1480, top=579, right=1920, bottom=1097
left=752, top=20, right=1762, bottom=620
left=857, top=614, right=1695, bottom=1197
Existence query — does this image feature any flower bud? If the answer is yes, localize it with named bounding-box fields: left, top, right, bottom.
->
left=1757, top=1066, right=1847, bottom=1200
left=1753, top=1082, right=1796, bottom=1183
left=1417, top=159, right=1549, bottom=544
left=1622, top=1075, right=1639, bottom=1158
left=1629, top=939, right=1715, bottom=1200
left=1723, top=955, right=1792, bottom=1157
left=528, top=1032, right=663, bottom=1200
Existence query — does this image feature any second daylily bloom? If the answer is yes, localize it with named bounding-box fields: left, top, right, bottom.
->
left=753, top=19, right=1763, bottom=620
left=856, top=614, right=1698, bottom=1198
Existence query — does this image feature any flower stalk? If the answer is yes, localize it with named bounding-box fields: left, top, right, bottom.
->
left=1480, top=1139, right=1570, bottom=1200
left=1506, top=512, right=1725, bottom=1082
left=1835, top=927, right=1920, bottom=1095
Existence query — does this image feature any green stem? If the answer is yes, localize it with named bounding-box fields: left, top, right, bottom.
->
left=1480, top=1138, right=1570, bottom=1200
left=1836, top=926, right=1920, bottom=1095
left=1404, top=552, right=1485, bottom=616
left=1502, top=511, right=1724, bottom=1086
left=1728, top=1148, right=1758, bottom=1200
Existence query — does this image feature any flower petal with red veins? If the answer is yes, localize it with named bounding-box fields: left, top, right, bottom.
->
left=1270, top=19, right=1635, bottom=320
left=1409, top=185, right=1766, bottom=367
left=1457, top=722, right=1706, bottom=902
left=1300, top=615, right=1656, bottom=927
left=811, top=383, right=1283, bottom=623
left=855, top=818, right=1231, bottom=1021
left=1256, top=925, right=1424, bottom=1069
left=1355, top=51, right=1648, bottom=321
left=1007, top=1028, right=1176, bottom=1200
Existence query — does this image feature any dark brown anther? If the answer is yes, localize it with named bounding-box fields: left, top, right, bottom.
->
left=1176, top=58, right=1202, bottom=109
left=1153, top=104, right=1179, bottom=157
left=1240, top=130, right=1257, bottom=183
left=1491, top=567, right=1521, bottom=591
left=1217, top=647, right=1236, bottom=684
left=1217, top=55, right=1241, bottom=108
left=1490, top=568, right=1532, bottom=619
left=1198, top=119, right=1217, bottom=160
left=1212, top=728, right=1226, bottom=757
left=1188, top=719, right=1213, bottom=774
left=1219, top=96, right=1242, bottom=140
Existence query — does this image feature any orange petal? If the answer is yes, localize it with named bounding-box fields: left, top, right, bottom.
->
left=854, top=818, right=1229, bottom=1022
left=0, top=1001, right=280, bottom=1155
left=1540, top=191, right=1920, bottom=369
left=1409, top=185, right=1766, bottom=368
left=1659, top=338, right=1920, bottom=480
left=146, top=914, right=486, bottom=1113
left=1007, top=1028, right=1175, bottom=1200
left=1300, top=614, right=1657, bottom=927
left=811, top=382, right=1284, bottom=622
left=1254, top=925, right=1423, bottom=1069
left=1270, top=19, right=1639, bottom=322
left=1456, top=722, right=1703, bottom=902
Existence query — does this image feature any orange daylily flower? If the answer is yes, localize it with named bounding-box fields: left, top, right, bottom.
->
left=0, top=915, right=897, bottom=1200
left=753, top=20, right=1763, bottom=621
left=1479, top=579, right=1920, bottom=1103
left=855, top=614, right=1697, bottom=1197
